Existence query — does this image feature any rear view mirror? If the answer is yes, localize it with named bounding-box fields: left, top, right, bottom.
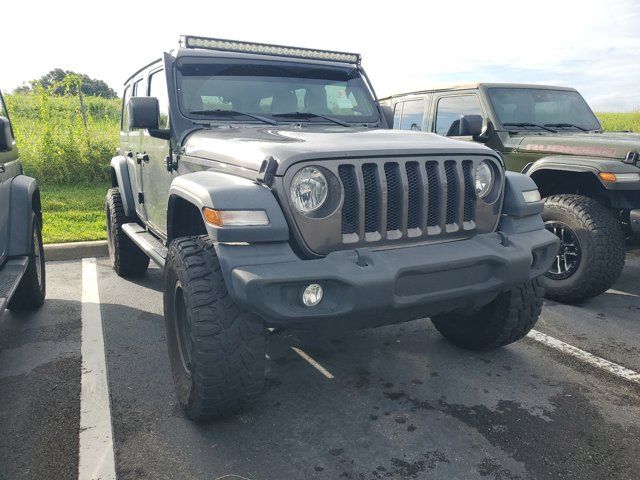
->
left=0, top=116, right=14, bottom=152
left=458, top=114, right=483, bottom=137
left=129, top=97, right=160, bottom=130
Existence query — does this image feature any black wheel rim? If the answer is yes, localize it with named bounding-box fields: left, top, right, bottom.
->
left=173, top=282, right=193, bottom=376
left=544, top=221, right=582, bottom=280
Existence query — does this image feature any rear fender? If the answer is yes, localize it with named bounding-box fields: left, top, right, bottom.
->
left=109, top=155, right=136, bottom=217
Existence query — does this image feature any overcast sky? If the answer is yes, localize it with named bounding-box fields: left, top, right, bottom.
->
left=2, top=0, right=639, bottom=111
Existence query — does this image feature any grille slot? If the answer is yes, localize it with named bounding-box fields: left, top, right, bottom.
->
left=384, top=163, right=401, bottom=231
left=425, top=161, right=440, bottom=227
left=406, top=162, right=421, bottom=229
left=338, top=165, right=358, bottom=234
left=444, top=161, right=459, bottom=225
left=362, top=163, right=379, bottom=233
left=462, top=160, right=475, bottom=222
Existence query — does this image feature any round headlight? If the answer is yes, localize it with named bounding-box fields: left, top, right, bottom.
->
left=290, top=166, right=328, bottom=213
left=475, top=161, right=494, bottom=198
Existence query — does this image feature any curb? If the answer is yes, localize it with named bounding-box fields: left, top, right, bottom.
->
left=44, top=240, right=108, bottom=261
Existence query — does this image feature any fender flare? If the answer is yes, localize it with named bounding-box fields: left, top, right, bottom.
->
left=523, top=155, right=640, bottom=191
left=167, top=171, right=289, bottom=243
left=7, top=175, right=40, bottom=257
left=109, top=155, right=136, bottom=217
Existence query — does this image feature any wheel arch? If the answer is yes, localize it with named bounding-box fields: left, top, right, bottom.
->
left=7, top=175, right=40, bottom=257
left=525, top=157, right=618, bottom=206
left=167, top=171, right=289, bottom=244
left=109, top=155, right=136, bottom=217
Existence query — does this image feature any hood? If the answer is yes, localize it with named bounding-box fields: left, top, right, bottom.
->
left=183, top=125, right=496, bottom=175
left=516, top=131, right=640, bottom=160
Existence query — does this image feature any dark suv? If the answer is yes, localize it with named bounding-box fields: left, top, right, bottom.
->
left=106, top=37, right=558, bottom=421
left=0, top=91, right=46, bottom=314
left=382, top=84, right=640, bottom=303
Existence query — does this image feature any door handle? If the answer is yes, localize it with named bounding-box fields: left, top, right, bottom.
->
left=136, top=153, right=149, bottom=163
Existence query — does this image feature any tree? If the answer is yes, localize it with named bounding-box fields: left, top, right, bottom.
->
left=26, top=69, right=117, bottom=98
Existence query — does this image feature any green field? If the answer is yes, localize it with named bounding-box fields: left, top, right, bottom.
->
left=3, top=92, right=640, bottom=244
left=41, top=183, right=108, bottom=244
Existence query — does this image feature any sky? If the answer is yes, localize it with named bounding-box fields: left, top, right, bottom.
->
left=2, top=0, right=639, bottom=111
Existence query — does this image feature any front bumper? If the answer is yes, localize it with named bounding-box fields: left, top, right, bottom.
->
left=216, top=228, right=559, bottom=328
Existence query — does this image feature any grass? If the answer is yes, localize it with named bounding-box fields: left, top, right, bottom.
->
left=596, top=112, right=640, bottom=132
left=41, top=183, right=108, bottom=244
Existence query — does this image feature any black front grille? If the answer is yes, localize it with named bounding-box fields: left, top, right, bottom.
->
left=339, top=158, right=479, bottom=243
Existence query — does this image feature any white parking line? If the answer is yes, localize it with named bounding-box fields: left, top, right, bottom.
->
left=527, top=329, right=640, bottom=385
left=78, top=258, right=116, bottom=480
left=291, top=347, right=335, bottom=379
left=606, top=288, right=638, bottom=298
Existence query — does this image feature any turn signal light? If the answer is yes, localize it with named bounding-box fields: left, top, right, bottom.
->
left=202, top=208, right=269, bottom=227
left=598, top=172, right=640, bottom=183
left=598, top=172, right=618, bottom=182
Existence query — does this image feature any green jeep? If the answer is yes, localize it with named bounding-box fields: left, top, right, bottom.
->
left=0, top=91, right=46, bottom=315
left=381, top=84, right=640, bottom=303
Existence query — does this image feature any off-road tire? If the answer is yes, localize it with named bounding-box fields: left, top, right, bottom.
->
left=8, top=216, right=46, bottom=311
left=164, top=235, right=266, bottom=422
left=105, top=188, right=149, bottom=277
left=431, top=279, right=544, bottom=350
left=542, top=194, right=625, bottom=303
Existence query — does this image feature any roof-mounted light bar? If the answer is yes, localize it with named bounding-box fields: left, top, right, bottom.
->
left=180, top=35, right=361, bottom=64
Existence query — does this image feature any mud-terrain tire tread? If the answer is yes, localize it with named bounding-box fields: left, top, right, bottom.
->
left=164, top=235, right=266, bottom=421
left=431, top=279, right=544, bottom=350
left=105, top=187, right=149, bottom=277
left=542, top=194, right=625, bottom=303
left=8, top=216, right=46, bottom=311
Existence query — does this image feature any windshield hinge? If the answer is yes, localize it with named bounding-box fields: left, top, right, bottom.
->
left=256, top=156, right=278, bottom=187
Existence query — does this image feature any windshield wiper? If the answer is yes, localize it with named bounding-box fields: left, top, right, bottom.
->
left=271, top=111, right=352, bottom=127
left=503, top=122, right=557, bottom=133
left=544, top=123, right=588, bottom=132
left=189, top=109, right=277, bottom=125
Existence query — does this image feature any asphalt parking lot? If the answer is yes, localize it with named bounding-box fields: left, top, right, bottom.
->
left=1, top=254, right=640, bottom=480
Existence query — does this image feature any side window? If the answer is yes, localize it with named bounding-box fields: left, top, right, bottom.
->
left=121, top=86, right=132, bottom=132
left=398, top=100, right=425, bottom=131
left=393, top=102, right=402, bottom=128
left=149, top=70, right=170, bottom=129
left=435, top=95, right=483, bottom=136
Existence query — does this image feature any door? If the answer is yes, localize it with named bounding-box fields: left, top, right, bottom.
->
left=0, top=93, right=19, bottom=264
left=123, top=78, right=148, bottom=221
left=140, top=68, right=173, bottom=235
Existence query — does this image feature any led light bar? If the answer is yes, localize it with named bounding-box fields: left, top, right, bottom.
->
left=180, top=35, right=361, bottom=64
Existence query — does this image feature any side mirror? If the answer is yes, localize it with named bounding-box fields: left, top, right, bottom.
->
left=458, top=114, right=483, bottom=137
left=129, top=97, right=160, bottom=130
left=0, top=116, right=15, bottom=152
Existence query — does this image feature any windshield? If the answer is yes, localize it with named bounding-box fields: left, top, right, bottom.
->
left=487, top=88, right=601, bottom=131
left=176, top=57, right=379, bottom=124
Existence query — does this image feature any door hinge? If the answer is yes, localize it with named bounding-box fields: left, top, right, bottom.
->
left=138, top=192, right=144, bottom=203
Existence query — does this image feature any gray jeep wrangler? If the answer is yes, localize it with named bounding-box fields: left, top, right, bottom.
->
left=107, top=36, right=558, bottom=421
left=0, top=91, right=46, bottom=315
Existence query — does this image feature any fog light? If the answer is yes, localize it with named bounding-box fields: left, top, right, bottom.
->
left=302, top=284, right=323, bottom=307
